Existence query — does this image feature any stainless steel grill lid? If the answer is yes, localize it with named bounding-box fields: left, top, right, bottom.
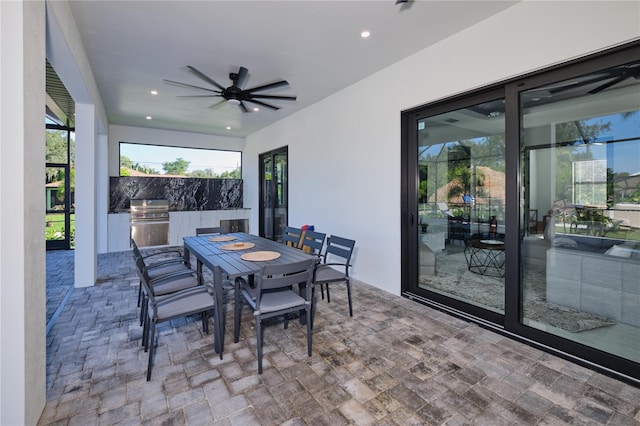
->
left=130, top=199, right=170, bottom=247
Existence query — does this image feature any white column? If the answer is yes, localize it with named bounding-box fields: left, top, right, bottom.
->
left=74, top=103, right=98, bottom=287
left=0, top=1, right=46, bottom=424
left=97, top=133, right=109, bottom=253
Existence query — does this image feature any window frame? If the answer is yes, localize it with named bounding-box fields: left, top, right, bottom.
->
left=118, top=141, right=242, bottom=179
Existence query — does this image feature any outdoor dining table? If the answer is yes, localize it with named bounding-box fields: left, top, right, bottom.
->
left=182, top=232, right=318, bottom=356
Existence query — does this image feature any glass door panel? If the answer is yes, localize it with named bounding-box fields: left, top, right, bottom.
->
left=46, top=127, right=69, bottom=163
left=259, top=147, right=288, bottom=241
left=261, top=155, right=274, bottom=240
left=417, top=99, right=506, bottom=314
left=520, top=60, right=640, bottom=364
left=273, top=151, right=288, bottom=241
left=46, top=125, right=74, bottom=250
left=45, top=166, right=68, bottom=249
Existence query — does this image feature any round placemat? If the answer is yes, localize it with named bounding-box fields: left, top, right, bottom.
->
left=240, top=251, right=281, bottom=261
left=208, top=235, right=237, bottom=242
left=221, top=242, right=256, bottom=251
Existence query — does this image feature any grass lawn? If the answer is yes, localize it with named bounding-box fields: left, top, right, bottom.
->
left=46, top=213, right=75, bottom=243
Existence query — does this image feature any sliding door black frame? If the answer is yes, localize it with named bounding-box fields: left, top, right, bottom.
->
left=401, top=87, right=507, bottom=328
left=400, top=40, right=640, bottom=386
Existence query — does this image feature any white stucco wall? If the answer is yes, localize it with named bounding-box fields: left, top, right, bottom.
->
left=0, top=1, right=46, bottom=424
left=243, top=1, right=640, bottom=295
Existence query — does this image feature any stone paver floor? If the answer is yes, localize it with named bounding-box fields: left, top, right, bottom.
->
left=41, top=249, right=640, bottom=425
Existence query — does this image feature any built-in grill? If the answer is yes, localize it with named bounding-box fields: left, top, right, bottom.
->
left=130, top=199, right=170, bottom=247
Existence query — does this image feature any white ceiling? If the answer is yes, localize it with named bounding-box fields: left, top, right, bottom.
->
left=65, top=0, right=518, bottom=138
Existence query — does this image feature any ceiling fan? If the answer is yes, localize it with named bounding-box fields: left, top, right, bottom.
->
left=164, top=66, right=297, bottom=113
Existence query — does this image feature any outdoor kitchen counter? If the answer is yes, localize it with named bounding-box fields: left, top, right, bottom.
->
left=106, top=209, right=250, bottom=252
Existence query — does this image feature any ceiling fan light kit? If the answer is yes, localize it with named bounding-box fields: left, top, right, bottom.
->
left=164, top=65, right=297, bottom=113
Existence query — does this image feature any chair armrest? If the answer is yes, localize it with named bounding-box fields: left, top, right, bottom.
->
left=142, top=249, right=182, bottom=260
left=155, top=286, right=206, bottom=306
left=145, top=258, right=186, bottom=270
left=314, top=263, right=352, bottom=280
left=149, top=269, right=196, bottom=285
left=316, top=262, right=352, bottom=270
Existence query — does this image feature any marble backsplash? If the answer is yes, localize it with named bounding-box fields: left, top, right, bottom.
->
left=110, top=176, right=243, bottom=212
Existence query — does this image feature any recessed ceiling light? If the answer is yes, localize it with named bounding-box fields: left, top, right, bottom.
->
left=253, top=107, right=259, bottom=112
left=226, top=126, right=231, bottom=130
left=361, top=30, right=370, bottom=38
left=150, top=90, right=158, bottom=95
left=145, top=116, right=152, bottom=120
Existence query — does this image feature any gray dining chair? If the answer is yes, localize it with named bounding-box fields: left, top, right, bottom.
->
left=233, top=258, right=316, bottom=374
left=131, top=239, right=192, bottom=309
left=299, top=230, right=326, bottom=257
left=313, top=235, right=356, bottom=317
left=136, top=257, right=221, bottom=380
left=282, top=226, right=303, bottom=248
left=134, top=248, right=199, bottom=328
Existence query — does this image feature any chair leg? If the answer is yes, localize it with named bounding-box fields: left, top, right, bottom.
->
left=142, top=307, right=150, bottom=351
left=326, top=284, right=331, bottom=303
left=146, top=321, right=156, bottom=381
left=137, top=280, right=142, bottom=307
left=320, top=283, right=325, bottom=300
left=306, top=306, right=312, bottom=356
left=310, top=287, right=317, bottom=330
left=346, top=279, right=353, bottom=317
left=139, top=291, right=146, bottom=326
left=202, top=312, right=209, bottom=334
left=215, top=305, right=222, bottom=360
left=142, top=316, right=147, bottom=350
left=233, top=292, right=242, bottom=343
left=256, top=317, right=263, bottom=374
left=143, top=315, right=150, bottom=352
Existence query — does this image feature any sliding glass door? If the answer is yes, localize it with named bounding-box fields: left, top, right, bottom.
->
left=402, top=42, right=640, bottom=383
left=414, top=96, right=506, bottom=320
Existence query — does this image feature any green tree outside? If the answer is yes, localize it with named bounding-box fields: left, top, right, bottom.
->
left=162, top=157, right=190, bottom=175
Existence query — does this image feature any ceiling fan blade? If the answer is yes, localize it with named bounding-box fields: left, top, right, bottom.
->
left=236, top=67, right=249, bottom=88
left=245, top=80, right=289, bottom=93
left=548, top=72, right=625, bottom=95
left=239, top=101, right=249, bottom=113
left=164, top=79, right=221, bottom=94
left=244, top=99, right=281, bottom=111
left=249, top=94, right=297, bottom=101
left=209, top=99, right=227, bottom=109
left=186, top=65, right=226, bottom=91
left=177, top=95, right=221, bottom=98
left=588, top=75, right=629, bottom=94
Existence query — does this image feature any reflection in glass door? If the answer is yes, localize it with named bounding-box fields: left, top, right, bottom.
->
left=403, top=45, right=640, bottom=384
left=259, top=147, right=288, bottom=241
left=46, top=124, right=74, bottom=250
left=520, top=59, right=640, bottom=365
left=416, top=98, right=506, bottom=316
